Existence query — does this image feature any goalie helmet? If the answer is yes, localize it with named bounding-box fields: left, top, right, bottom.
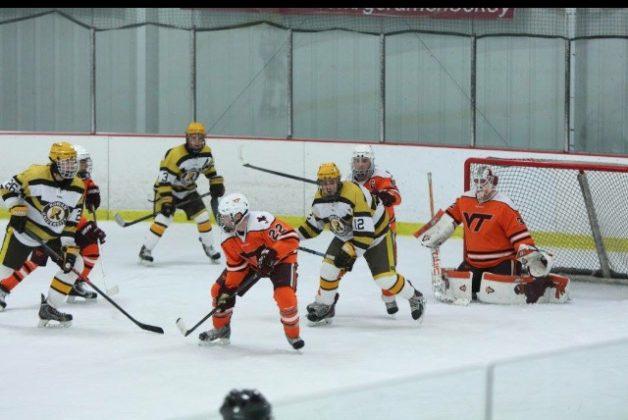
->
left=351, top=144, right=375, bottom=182
left=185, top=121, right=206, bottom=154
left=317, top=162, right=342, bottom=198
left=472, top=165, right=498, bottom=203
left=218, top=193, right=250, bottom=233
left=219, top=388, right=272, bottom=420
left=73, top=144, right=93, bottom=180
left=49, top=141, right=78, bottom=180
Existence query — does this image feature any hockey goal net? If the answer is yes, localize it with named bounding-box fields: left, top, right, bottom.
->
left=464, top=157, right=628, bottom=282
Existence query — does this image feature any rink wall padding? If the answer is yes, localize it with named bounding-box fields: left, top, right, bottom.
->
left=0, top=133, right=626, bottom=242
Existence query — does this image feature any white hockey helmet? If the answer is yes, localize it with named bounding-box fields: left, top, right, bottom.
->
left=351, top=144, right=375, bottom=182
left=73, top=144, right=93, bottom=180
left=218, top=193, right=250, bottom=233
left=473, top=165, right=498, bottom=203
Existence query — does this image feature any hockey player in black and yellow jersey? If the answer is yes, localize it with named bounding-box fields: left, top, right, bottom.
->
left=297, top=162, right=425, bottom=325
left=0, top=142, right=85, bottom=326
left=139, top=122, right=225, bottom=265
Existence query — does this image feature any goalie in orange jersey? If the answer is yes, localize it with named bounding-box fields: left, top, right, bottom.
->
left=198, top=192, right=304, bottom=350
left=0, top=144, right=105, bottom=305
left=417, top=165, right=570, bottom=305
left=350, top=145, right=403, bottom=315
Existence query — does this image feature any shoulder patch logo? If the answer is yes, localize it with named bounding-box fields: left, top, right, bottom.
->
left=42, top=201, right=70, bottom=227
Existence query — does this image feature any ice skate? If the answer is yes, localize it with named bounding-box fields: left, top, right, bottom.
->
left=0, top=285, right=8, bottom=311
left=67, top=281, right=97, bottom=303
left=200, top=238, right=221, bottom=264
left=306, top=293, right=339, bottom=326
left=409, top=290, right=426, bottom=323
left=139, top=245, right=154, bottom=266
left=199, top=325, right=231, bottom=345
left=384, top=300, right=399, bottom=315
left=38, top=294, right=72, bottom=328
left=287, top=336, right=305, bottom=350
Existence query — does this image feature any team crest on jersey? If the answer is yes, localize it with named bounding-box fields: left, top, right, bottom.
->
left=181, top=169, right=200, bottom=185
left=328, top=215, right=350, bottom=235
left=42, top=201, right=70, bottom=227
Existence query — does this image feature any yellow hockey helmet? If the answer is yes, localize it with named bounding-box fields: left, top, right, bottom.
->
left=186, top=121, right=206, bottom=136
left=317, top=162, right=341, bottom=182
left=49, top=141, right=78, bottom=180
left=317, top=162, right=342, bottom=197
left=185, top=122, right=206, bottom=154
left=49, top=141, right=77, bottom=161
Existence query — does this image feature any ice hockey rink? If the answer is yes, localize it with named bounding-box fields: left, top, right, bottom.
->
left=1, top=219, right=627, bottom=420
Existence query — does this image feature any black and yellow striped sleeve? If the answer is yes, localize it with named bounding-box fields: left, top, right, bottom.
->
left=298, top=211, right=324, bottom=240
left=155, top=149, right=179, bottom=198
left=347, top=184, right=375, bottom=252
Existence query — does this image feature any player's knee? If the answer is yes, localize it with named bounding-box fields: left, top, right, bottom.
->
left=0, top=264, right=14, bottom=279
left=320, top=261, right=341, bottom=280
left=374, top=273, right=397, bottom=291
left=154, top=213, right=172, bottom=226
left=273, top=286, right=297, bottom=309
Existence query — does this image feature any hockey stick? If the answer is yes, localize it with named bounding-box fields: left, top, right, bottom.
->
left=425, top=173, right=448, bottom=301
left=298, top=246, right=325, bottom=257
left=242, top=162, right=318, bottom=185
left=91, top=210, right=119, bottom=295
left=114, top=191, right=212, bottom=228
left=23, top=229, right=164, bottom=334
left=175, top=272, right=262, bottom=337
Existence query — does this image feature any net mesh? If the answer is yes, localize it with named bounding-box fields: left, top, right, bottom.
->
left=467, top=158, right=628, bottom=279
left=0, top=8, right=626, bottom=37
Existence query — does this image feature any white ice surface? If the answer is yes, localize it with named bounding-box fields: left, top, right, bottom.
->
left=1, top=220, right=628, bottom=419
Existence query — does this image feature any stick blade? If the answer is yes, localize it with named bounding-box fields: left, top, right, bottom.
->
left=140, top=323, right=164, bottom=334
left=175, top=318, right=190, bottom=336
left=114, top=213, right=128, bottom=227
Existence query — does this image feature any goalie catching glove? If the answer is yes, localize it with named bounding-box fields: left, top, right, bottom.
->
left=419, top=212, right=456, bottom=249
left=517, top=244, right=553, bottom=277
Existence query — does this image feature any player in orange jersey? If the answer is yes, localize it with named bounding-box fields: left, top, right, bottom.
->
left=350, top=145, right=403, bottom=315
left=418, top=165, right=569, bottom=304
left=198, top=192, right=304, bottom=350
left=0, top=145, right=105, bottom=303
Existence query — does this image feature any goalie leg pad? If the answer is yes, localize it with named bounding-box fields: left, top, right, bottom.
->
left=441, top=270, right=472, bottom=304
left=477, top=273, right=570, bottom=304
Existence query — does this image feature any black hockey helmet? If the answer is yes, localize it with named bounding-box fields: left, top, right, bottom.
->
left=219, top=389, right=272, bottom=420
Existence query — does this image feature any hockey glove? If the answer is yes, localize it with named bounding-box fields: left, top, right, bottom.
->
left=61, top=245, right=80, bottom=274
left=517, top=244, right=553, bottom=278
left=85, top=184, right=101, bottom=211
left=76, top=221, right=106, bottom=247
left=214, top=283, right=237, bottom=309
left=257, top=248, right=278, bottom=277
left=8, top=204, right=28, bottom=233
left=160, top=197, right=175, bottom=217
left=376, top=190, right=396, bottom=207
left=209, top=176, right=225, bottom=198
left=335, top=241, right=357, bottom=271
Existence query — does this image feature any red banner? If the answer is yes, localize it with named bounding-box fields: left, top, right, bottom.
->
left=200, top=8, right=515, bottom=20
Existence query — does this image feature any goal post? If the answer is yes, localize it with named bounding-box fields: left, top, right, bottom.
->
left=464, top=157, right=628, bottom=283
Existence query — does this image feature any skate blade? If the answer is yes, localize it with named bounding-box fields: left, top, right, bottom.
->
left=38, top=319, right=72, bottom=328
left=208, top=256, right=221, bottom=265
left=307, top=318, right=333, bottom=327
left=198, top=338, right=230, bottom=346
left=0, top=306, right=6, bottom=312
left=67, top=296, right=97, bottom=304
left=139, top=259, right=154, bottom=267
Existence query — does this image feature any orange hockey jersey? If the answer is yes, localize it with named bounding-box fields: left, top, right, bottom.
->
left=356, top=166, right=401, bottom=232
left=77, top=177, right=98, bottom=231
left=445, top=191, right=535, bottom=268
left=222, top=211, right=299, bottom=288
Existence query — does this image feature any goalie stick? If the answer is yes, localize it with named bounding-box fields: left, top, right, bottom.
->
left=24, top=229, right=164, bottom=334
left=114, top=191, right=213, bottom=228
